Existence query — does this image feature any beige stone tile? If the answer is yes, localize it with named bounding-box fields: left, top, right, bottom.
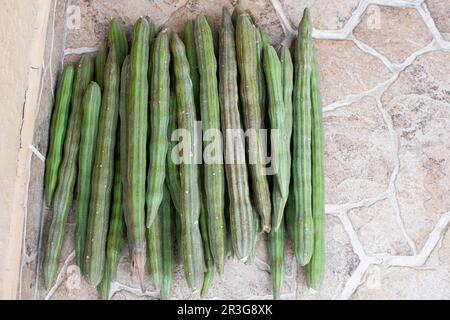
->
left=382, top=51, right=450, bottom=252
left=354, top=5, right=432, bottom=64
left=426, top=0, right=450, bottom=41
left=280, top=0, right=360, bottom=30
left=324, top=97, right=394, bottom=205
left=296, top=216, right=360, bottom=299
left=438, top=228, right=450, bottom=274
left=315, top=40, right=392, bottom=106
left=348, top=200, right=413, bottom=256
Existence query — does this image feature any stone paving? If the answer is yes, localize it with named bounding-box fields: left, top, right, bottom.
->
left=21, top=0, right=450, bottom=299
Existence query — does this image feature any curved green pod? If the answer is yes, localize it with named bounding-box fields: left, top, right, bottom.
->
left=44, top=66, right=75, bottom=207
left=305, top=46, right=325, bottom=290
left=147, top=19, right=157, bottom=87
left=165, top=91, right=181, bottom=214
left=293, top=9, right=314, bottom=266
left=95, top=49, right=107, bottom=91
left=236, top=14, right=271, bottom=233
left=160, top=184, right=175, bottom=300
left=170, top=33, right=205, bottom=291
left=83, top=45, right=120, bottom=286
left=108, top=19, right=128, bottom=68
left=219, top=7, right=254, bottom=260
left=195, top=15, right=226, bottom=272
left=125, top=17, right=150, bottom=286
left=98, top=143, right=125, bottom=299
left=269, top=217, right=285, bottom=300
left=43, top=55, right=93, bottom=288
left=74, top=81, right=101, bottom=269
left=254, top=25, right=266, bottom=122
left=146, top=28, right=171, bottom=228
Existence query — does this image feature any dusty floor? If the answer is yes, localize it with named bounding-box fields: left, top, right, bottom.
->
left=21, top=0, right=450, bottom=300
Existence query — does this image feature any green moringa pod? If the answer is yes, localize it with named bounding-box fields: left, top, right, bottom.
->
left=305, top=46, right=326, bottom=290
left=98, top=139, right=125, bottom=299
left=83, top=45, right=120, bottom=286
left=44, top=66, right=75, bottom=207
left=43, top=55, right=94, bottom=288
left=235, top=14, right=271, bottom=233
left=108, top=19, right=129, bottom=67
left=125, top=17, right=150, bottom=287
left=195, top=15, right=226, bottom=273
left=170, top=33, right=205, bottom=291
left=74, top=80, right=102, bottom=269
left=182, top=20, right=200, bottom=115
left=293, top=9, right=314, bottom=265
left=219, top=7, right=254, bottom=260
left=146, top=28, right=171, bottom=228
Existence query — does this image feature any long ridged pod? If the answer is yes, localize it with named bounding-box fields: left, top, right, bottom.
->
left=182, top=20, right=200, bottom=114
left=98, top=141, right=125, bottom=299
left=74, top=81, right=101, bottom=269
left=236, top=14, right=271, bottom=233
left=269, top=217, right=285, bottom=299
left=125, top=18, right=150, bottom=286
left=147, top=19, right=157, bottom=87
left=293, top=9, right=314, bottom=265
left=264, top=45, right=292, bottom=232
left=245, top=211, right=260, bottom=265
left=165, top=90, right=181, bottom=213
left=108, top=19, right=128, bottom=67
left=43, top=56, right=93, bottom=288
left=171, top=33, right=205, bottom=291
left=205, top=16, right=219, bottom=58
left=160, top=184, right=175, bottom=300
left=231, top=3, right=244, bottom=26
left=119, top=55, right=131, bottom=245
left=83, top=45, right=120, bottom=286
left=219, top=7, right=254, bottom=260
left=305, top=46, right=325, bottom=290
left=146, top=29, right=171, bottom=227
left=44, top=66, right=74, bottom=207
left=195, top=15, right=226, bottom=272
left=95, top=50, right=107, bottom=91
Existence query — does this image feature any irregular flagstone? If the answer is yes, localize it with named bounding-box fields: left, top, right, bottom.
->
left=280, top=0, right=360, bottom=30
left=426, top=0, right=450, bottom=41
left=296, top=216, right=360, bottom=299
left=315, top=40, right=392, bottom=106
left=324, top=97, right=394, bottom=205
left=353, top=5, right=432, bottom=64
left=348, top=200, right=413, bottom=256
left=65, top=0, right=167, bottom=49
left=382, top=51, right=450, bottom=252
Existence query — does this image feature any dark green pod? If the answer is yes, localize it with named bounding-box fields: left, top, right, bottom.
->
left=95, top=50, right=107, bottom=91
left=195, top=15, right=226, bottom=273
left=146, top=29, right=171, bottom=228
left=219, top=7, right=254, bottom=260
left=293, top=9, right=314, bottom=265
left=43, top=55, right=93, bottom=288
left=83, top=45, right=120, bottom=286
left=108, top=19, right=129, bottom=67
left=305, top=46, right=326, bottom=290
left=74, top=80, right=101, bottom=269
left=182, top=20, right=200, bottom=112
left=44, top=66, right=75, bottom=207
left=236, top=14, right=271, bottom=233
left=199, top=198, right=215, bottom=298
left=171, top=33, right=205, bottom=291
left=125, top=17, right=150, bottom=285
